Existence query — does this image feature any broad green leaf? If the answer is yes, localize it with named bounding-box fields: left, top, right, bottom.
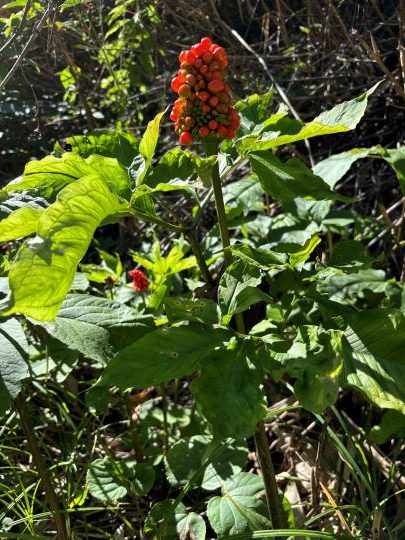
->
left=129, top=463, right=155, bottom=497
left=288, top=236, right=321, bottom=268
left=238, top=82, right=381, bottom=153
left=294, top=374, right=339, bottom=414
left=35, top=294, right=153, bottom=362
left=145, top=500, right=206, bottom=540
left=223, top=176, right=265, bottom=215
left=1, top=174, right=128, bottom=321
left=206, top=472, right=271, bottom=536
left=228, top=244, right=287, bottom=270
left=219, top=261, right=271, bottom=324
left=4, top=153, right=130, bottom=198
left=250, top=152, right=341, bottom=202
left=235, top=89, right=274, bottom=134
left=86, top=457, right=127, bottom=501
left=384, top=147, right=405, bottom=196
left=312, top=147, right=378, bottom=188
left=30, top=335, right=79, bottom=383
left=98, top=325, right=230, bottom=390
left=165, top=435, right=248, bottom=490
left=369, top=410, right=405, bottom=444
left=131, top=111, right=165, bottom=186
left=191, top=345, right=267, bottom=439
left=63, top=130, right=139, bottom=167
left=317, top=269, right=388, bottom=304
left=0, top=207, right=43, bottom=242
left=329, top=240, right=374, bottom=269
left=164, top=297, right=220, bottom=326
left=343, top=309, right=405, bottom=414
left=0, top=191, right=48, bottom=220
left=0, top=318, right=29, bottom=415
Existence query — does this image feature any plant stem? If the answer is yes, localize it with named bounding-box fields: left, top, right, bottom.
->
left=15, top=393, right=69, bottom=540
left=203, top=137, right=285, bottom=527
left=254, top=422, right=286, bottom=531
left=186, top=229, right=213, bottom=284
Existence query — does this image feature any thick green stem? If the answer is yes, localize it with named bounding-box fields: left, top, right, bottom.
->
left=186, top=230, right=214, bottom=284
left=15, top=393, right=69, bottom=540
left=254, top=421, right=286, bottom=531
left=203, top=138, right=284, bottom=526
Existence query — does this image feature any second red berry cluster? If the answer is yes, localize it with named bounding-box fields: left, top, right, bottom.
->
left=170, top=37, right=240, bottom=145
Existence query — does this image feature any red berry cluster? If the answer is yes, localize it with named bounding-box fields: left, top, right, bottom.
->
left=170, top=37, right=240, bottom=145
left=128, top=269, right=149, bottom=292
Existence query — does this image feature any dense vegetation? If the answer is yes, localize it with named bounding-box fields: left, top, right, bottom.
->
left=0, top=1, right=404, bottom=539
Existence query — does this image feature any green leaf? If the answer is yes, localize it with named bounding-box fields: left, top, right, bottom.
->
left=250, top=152, right=342, bottom=202
left=35, top=294, right=152, bottom=363
left=317, top=269, right=388, bottom=304
left=206, top=472, right=271, bottom=537
left=369, top=410, right=405, bottom=444
left=223, top=176, right=265, bottom=215
left=312, top=147, right=378, bottom=188
left=228, top=244, right=287, bottom=270
left=384, top=147, right=405, bottom=196
left=191, top=344, right=267, bottom=439
left=235, top=89, right=274, bottom=134
left=288, top=236, right=321, bottom=268
left=64, top=130, right=139, bottom=167
left=343, top=309, right=405, bottom=414
left=1, top=174, right=128, bottom=321
left=86, top=457, right=127, bottom=501
left=0, top=318, right=29, bottom=415
left=165, top=435, right=248, bottom=490
left=0, top=207, right=43, bottom=242
left=145, top=500, right=206, bottom=540
left=219, top=261, right=271, bottom=324
left=129, top=463, right=155, bottom=497
left=329, top=240, right=374, bottom=269
left=98, top=325, right=230, bottom=390
left=0, top=191, right=48, bottom=220
left=5, top=153, right=130, bottom=199
left=238, top=83, right=381, bottom=154
left=164, top=297, right=220, bottom=326
left=131, top=111, right=165, bottom=186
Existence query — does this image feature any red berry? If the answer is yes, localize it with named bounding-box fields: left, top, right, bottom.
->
left=208, top=79, right=224, bottom=93
left=200, top=37, right=213, bottom=51
left=208, top=119, right=218, bottom=130
left=199, top=126, right=210, bottom=137
left=185, top=73, right=196, bottom=86
left=128, top=269, right=149, bottom=292
left=226, top=128, right=236, bottom=140
left=178, top=84, right=191, bottom=98
left=171, top=77, right=182, bottom=92
left=202, top=104, right=211, bottom=113
left=185, top=50, right=196, bottom=64
left=193, top=43, right=206, bottom=56
left=202, top=51, right=213, bottom=64
left=185, top=116, right=195, bottom=126
left=217, top=124, right=228, bottom=137
left=200, top=64, right=208, bottom=74
left=197, top=91, right=209, bottom=102
left=170, top=111, right=179, bottom=121
left=209, top=95, right=219, bottom=107
left=194, top=58, right=203, bottom=69
left=179, top=131, right=193, bottom=145
left=179, top=51, right=188, bottom=63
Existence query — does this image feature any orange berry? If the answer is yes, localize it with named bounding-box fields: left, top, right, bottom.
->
left=209, top=95, right=219, bottom=107
left=178, top=84, right=191, bottom=98
left=199, top=126, right=210, bottom=137
left=200, top=37, right=213, bottom=51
